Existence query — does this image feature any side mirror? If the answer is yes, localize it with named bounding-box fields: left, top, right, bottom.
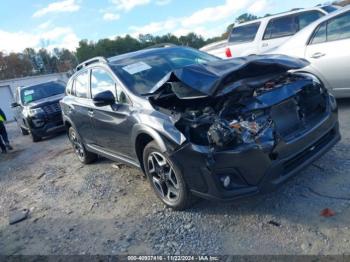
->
left=93, top=91, right=115, bottom=107
left=11, top=102, right=19, bottom=108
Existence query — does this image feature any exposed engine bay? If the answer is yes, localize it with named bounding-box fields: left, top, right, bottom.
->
left=150, top=72, right=328, bottom=151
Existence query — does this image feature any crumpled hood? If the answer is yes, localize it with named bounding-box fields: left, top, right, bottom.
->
left=150, top=54, right=309, bottom=99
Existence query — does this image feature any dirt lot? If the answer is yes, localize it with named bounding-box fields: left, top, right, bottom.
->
left=0, top=99, right=350, bottom=255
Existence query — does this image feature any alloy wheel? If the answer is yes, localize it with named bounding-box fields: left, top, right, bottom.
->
left=69, top=130, right=85, bottom=160
left=147, top=152, right=180, bottom=203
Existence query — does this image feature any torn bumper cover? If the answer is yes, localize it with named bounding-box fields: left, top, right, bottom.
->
left=170, top=112, right=340, bottom=201
left=149, top=55, right=341, bottom=201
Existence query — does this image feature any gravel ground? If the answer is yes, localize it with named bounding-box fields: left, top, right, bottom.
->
left=0, top=99, right=350, bottom=255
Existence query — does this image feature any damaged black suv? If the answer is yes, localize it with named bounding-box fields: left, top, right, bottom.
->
left=61, top=46, right=340, bottom=210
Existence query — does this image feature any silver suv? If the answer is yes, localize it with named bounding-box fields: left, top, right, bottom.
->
left=201, top=5, right=339, bottom=58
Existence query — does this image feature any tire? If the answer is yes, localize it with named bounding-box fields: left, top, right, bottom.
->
left=68, top=127, right=97, bottom=164
left=31, top=133, right=42, bottom=142
left=143, top=141, right=196, bottom=210
left=21, top=127, right=29, bottom=136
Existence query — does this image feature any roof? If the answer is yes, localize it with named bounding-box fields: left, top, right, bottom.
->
left=233, top=5, right=334, bottom=28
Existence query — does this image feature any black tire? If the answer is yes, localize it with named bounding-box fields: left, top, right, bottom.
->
left=68, top=127, right=97, bottom=164
left=31, top=132, right=42, bottom=142
left=143, top=141, right=196, bottom=210
left=21, top=127, right=29, bottom=136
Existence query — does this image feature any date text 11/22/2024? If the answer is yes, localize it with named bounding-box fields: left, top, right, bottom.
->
left=127, top=255, right=220, bottom=261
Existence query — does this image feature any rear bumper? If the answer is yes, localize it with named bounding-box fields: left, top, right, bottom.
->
left=170, top=108, right=340, bottom=201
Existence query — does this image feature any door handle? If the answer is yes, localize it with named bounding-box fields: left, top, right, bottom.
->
left=311, top=52, right=326, bottom=59
left=88, top=109, right=94, bottom=117
left=262, top=43, right=269, bottom=47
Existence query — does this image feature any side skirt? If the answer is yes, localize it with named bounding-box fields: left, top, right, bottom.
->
left=86, top=144, right=141, bottom=169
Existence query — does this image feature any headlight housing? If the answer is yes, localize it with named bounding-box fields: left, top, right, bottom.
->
left=294, top=72, right=322, bottom=87
left=27, top=108, right=45, bottom=117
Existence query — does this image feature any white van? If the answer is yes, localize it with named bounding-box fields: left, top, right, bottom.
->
left=202, top=5, right=339, bottom=59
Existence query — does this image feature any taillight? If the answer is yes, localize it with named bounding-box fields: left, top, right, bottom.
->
left=225, top=48, right=232, bottom=58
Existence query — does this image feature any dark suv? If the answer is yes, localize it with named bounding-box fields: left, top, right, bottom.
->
left=12, top=81, right=66, bottom=142
left=61, top=47, right=340, bottom=210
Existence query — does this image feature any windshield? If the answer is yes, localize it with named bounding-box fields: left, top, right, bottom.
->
left=20, top=82, right=65, bottom=105
left=110, top=48, right=220, bottom=95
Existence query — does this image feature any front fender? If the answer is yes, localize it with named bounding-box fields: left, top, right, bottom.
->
left=131, top=124, right=169, bottom=154
left=295, top=66, right=333, bottom=92
left=62, top=115, right=79, bottom=136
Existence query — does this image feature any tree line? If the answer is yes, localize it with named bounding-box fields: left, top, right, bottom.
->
left=0, top=0, right=348, bottom=81
left=0, top=48, right=77, bottom=80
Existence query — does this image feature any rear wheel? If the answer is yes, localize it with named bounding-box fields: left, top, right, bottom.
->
left=143, top=141, right=195, bottom=210
left=68, top=127, right=97, bottom=164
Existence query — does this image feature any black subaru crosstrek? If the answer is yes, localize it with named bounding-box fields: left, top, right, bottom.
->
left=60, top=46, right=340, bottom=210
left=12, top=81, right=66, bottom=142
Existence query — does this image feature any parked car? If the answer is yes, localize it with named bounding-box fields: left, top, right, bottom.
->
left=264, top=6, right=350, bottom=98
left=200, top=40, right=228, bottom=58
left=202, top=5, right=339, bottom=59
left=60, top=46, right=340, bottom=210
left=11, top=81, right=66, bottom=142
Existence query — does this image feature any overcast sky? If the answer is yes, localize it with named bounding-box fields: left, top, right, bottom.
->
left=0, top=0, right=324, bottom=53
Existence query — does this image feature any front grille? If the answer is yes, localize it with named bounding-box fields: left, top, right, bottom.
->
left=271, top=84, right=327, bottom=139
left=43, top=102, right=61, bottom=115
left=271, top=99, right=301, bottom=137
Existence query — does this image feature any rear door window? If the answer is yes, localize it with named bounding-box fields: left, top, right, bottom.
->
left=327, top=12, right=350, bottom=42
left=264, top=15, right=298, bottom=40
left=297, top=11, right=324, bottom=30
left=75, top=71, right=89, bottom=98
left=309, top=11, right=350, bottom=44
left=229, top=22, right=260, bottom=44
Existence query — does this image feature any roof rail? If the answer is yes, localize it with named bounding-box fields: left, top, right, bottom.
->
left=290, top=8, right=303, bottom=11
left=76, top=56, right=108, bottom=71
left=143, top=43, right=177, bottom=50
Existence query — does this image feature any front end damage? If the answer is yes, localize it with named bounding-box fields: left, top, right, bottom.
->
left=149, top=55, right=341, bottom=200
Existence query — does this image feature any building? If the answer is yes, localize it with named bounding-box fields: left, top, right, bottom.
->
left=0, top=73, right=68, bottom=121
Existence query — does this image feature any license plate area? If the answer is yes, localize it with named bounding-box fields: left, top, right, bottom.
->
left=271, top=99, right=301, bottom=138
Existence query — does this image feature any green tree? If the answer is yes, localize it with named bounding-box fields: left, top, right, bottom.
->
left=235, top=13, right=259, bottom=24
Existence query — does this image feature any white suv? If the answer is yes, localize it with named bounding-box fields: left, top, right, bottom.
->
left=202, top=5, right=339, bottom=59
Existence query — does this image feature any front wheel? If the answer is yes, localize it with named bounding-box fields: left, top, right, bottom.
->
left=68, top=127, right=97, bottom=164
left=31, top=132, right=42, bottom=142
left=20, top=127, right=29, bottom=136
left=143, top=141, right=196, bottom=210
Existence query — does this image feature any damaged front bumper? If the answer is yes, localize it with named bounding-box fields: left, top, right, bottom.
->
left=168, top=101, right=340, bottom=201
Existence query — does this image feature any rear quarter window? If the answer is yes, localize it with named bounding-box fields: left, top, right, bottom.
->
left=297, top=10, right=324, bottom=30
left=321, top=6, right=338, bottom=13
left=264, top=14, right=298, bottom=40
left=229, top=22, right=260, bottom=44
